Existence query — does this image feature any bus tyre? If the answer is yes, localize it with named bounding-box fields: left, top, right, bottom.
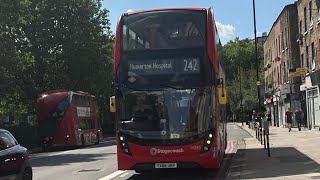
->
left=135, top=170, right=150, bottom=174
left=81, top=135, right=85, bottom=146
left=21, top=167, right=32, bottom=180
left=96, top=133, right=100, bottom=145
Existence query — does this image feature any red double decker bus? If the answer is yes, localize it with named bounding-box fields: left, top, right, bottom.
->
left=36, top=90, right=102, bottom=150
left=110, top=8, right=227, bottom=172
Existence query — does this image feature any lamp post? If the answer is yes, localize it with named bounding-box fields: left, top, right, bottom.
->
left=239, top=59, right=243, bottom=125
left=253, top=0, right=261, bottom=113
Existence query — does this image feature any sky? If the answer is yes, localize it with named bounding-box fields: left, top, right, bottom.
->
left=102, top=0, right=296, bottom=45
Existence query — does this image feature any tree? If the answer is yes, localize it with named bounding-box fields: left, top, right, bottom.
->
left=0, top=0, right=33, bottom=114
left=1, top=0, right=114, bottom=131
left=222, top=38, right=264, bottom=115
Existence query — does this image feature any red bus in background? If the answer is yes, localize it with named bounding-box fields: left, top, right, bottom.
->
left=111, top=8, right=227, bottom=172
left=36, top=90, right=102, bottom=151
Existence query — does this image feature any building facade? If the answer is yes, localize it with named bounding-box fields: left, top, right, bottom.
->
left=264, top=4, right=301, bottom=127
left=297, top=0, right=320, bottom=129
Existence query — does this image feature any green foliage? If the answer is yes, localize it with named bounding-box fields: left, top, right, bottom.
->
left=0, top=0, right=114, bottom=134
left=223, top=38, right=264, bottom=113
left=1, top=121, right=39, bottom=147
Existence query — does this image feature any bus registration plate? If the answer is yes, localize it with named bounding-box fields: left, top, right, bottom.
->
left=155, top=163, right=177, bottom=169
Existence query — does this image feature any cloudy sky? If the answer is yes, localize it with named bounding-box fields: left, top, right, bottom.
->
left=103, top=0, right=295, bottom=44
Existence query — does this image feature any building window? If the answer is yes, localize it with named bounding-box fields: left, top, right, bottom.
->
left=309, top=1, right=313, bottom=23
left=278, top=35, right=281, bottom=55
left=312, top=42, right=315, bottom=68
left=284, top=62, right=287, bottom=83
left=276, top=39, right=278, bottom=56
left=304, top=7, right=307, bottom=32
left=301, top=53, right=304, bottom=67
left=277, top=67, right=280, bottom=85
left=306, top=45, right=309, bottom=69
left=300, top=20, right=302, bottom=33
left=285, top=28, right=288, bottom=48
left=281, top=32, right=284, bottom=51
left=318, top=5, right=320, bottom=21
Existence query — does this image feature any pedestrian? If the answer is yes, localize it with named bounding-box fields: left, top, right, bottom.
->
left=261, top=112, right=267, bottom=128
left=252, top=110, right=257, bottom=122
left=295, top=108, right=304, bottom=131
left=285, top=108, right=293, bottom=132
left=267, top=112, right=272, bottom=126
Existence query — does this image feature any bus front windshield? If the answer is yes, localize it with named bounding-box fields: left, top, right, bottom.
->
left=117, top=87, right=215, bottom=140
left=121, top=10, right=206, bottom=51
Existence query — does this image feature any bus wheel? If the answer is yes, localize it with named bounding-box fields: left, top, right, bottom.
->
left=95, top=133, right=100, bottom=145
left=135, top=170, right=151, bottom=174
left=81, top=135, right=85, bottom=146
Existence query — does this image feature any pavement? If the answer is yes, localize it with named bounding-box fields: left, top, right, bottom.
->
left=226, top=123, right=320, bottom=180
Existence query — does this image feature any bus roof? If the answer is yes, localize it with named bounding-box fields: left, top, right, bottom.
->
left=124, top=7, right=208, bottom=16
left=38, top=89, right=95, bottom=99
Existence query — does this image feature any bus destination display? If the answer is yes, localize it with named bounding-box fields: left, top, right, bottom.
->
left=128, top=58, right=200, bottom=76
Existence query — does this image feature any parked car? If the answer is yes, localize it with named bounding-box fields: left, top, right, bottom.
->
left=0, top=129, right=32, bottom=180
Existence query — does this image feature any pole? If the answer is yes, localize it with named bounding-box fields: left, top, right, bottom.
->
left=240, top=61, right=243, bottom=125
left=263, top=130, right=266, bottom=149
left=253, top=0, right=261, bottom=113
left=260, top=128, right=263, bottom=144
left=266, top=133, right=270, bottom=157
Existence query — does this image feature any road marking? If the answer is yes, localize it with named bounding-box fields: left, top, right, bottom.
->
left=225, top=141, right=231, bottom=154
left=228, top=141, right=234, bottom=153
left=119, top=172, right=130, bottom=178
left=225, top=141, right=236, bottom=154
left=99, top=170, right=127, bottom=180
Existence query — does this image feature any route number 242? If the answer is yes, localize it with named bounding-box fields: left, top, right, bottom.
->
left=184, top=59, right=199, bottom=72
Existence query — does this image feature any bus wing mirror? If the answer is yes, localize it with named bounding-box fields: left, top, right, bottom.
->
left=218, top=88, right=227, bottom=105
left=217, top=78, right=223, bottom=86
left=110, top=96, right=116, bottom=112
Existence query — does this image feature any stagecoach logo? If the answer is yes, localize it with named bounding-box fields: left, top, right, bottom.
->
left=128, top=76, right=136, bottom=83
left=150, top=148, right=184, bottom=155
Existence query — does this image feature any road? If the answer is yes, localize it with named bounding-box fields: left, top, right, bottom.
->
left=30, top=123, right=251, bottom=180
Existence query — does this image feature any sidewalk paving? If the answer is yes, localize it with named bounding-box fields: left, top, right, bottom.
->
left=226, top=123, right=320, bottom=179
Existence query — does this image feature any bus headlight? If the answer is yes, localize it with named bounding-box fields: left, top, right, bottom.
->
left=118, top=132, right=131, bottom=155
left=201, top=132, right=214, bottom=153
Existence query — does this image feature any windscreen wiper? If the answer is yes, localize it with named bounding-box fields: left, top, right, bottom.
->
left=159, top=83, right=182, bottom=90
left=116, top=83, right=140, bottom=91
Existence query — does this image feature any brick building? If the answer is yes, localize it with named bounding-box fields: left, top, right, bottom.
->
left=264, top=3, right=300, bottom=127
left=297, top=0, right=320, bottom=129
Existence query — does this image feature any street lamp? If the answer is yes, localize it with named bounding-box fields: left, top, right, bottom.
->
left=253, top=0, right=261, bottom=113
left=239, top=59, right=243, bottom=125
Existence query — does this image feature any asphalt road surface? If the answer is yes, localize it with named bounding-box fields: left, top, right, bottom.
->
left=30, top=123, right=251, bottom=180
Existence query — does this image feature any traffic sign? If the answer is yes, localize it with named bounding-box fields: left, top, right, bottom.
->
left=256, top=81, right=261, bottom=86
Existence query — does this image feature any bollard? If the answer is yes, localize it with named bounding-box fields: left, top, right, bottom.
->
left=260, top=128, right=263, bottom=145
left=256, top=127, right=258, bottom=139
left=266, top=133, right=270, bottom=157
left=263, top=130, right=266, bottom=149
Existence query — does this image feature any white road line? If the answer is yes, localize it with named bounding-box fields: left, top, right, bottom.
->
left=119, top=172, right=130, bottom=178
left=225, top=141, right=231, bottom=153
left=98, top=170, right=127, bottom=180
left=228, top=141, right=234, bottom=153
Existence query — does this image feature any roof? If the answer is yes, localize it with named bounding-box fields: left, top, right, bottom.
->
left=0, top=129, right=9, bottom=133
left=125, top=7, right=208, bottom=16
left=265, top=3, right=297, bottom=43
